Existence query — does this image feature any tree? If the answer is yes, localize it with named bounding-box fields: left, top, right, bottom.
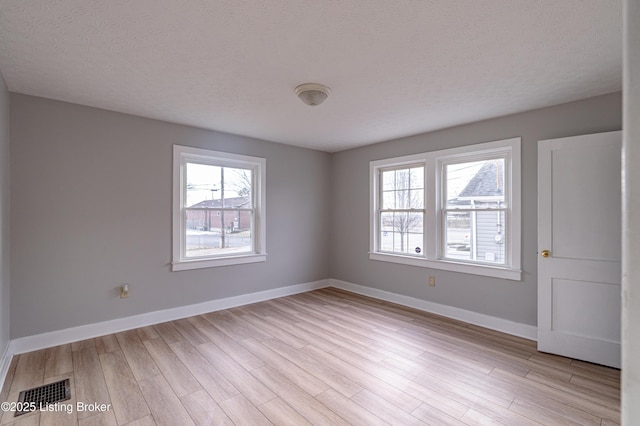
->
left=385, top=168, right=423, bottom=252
left=228, top=169, right=252, bottom=199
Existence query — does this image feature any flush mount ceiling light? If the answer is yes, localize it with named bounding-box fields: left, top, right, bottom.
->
left=294, top=83, right=331, bottom=106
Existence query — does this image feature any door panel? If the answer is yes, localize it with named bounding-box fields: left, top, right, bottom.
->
left=551, top=278, right=621, bottom=341
left=550, top=142, right=622, bottom=261
left=538, top=131, right=621, bottom=368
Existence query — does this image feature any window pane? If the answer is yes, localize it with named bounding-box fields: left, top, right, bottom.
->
left=395, top=189, right=411, bottom=209
left=381, top=166, right=424, bottom=210
left=445, top=159, right=505, bottom=208
left=380, top=212, right=424, bottom=256
left=444, top=211, right=471, bottom=261
left=186, top=163, right=253, bottom=209
left=395, top=169, right=410, bottom=190
left=444, top=210, right=506, bottom=264
left=409, top=166, right=424, bottom=190
left=382, top=169, right=396, bottom=191
left=409, top=189, right=424, bottom=209
left=382, top=191, right=395, bottom=209
left=186, top=163, right=220, bottom=208
left=224, top=167, right=253, bottom=208
left=185, top=209, right=252, bottom=257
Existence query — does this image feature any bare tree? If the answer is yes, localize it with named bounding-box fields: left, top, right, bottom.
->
left=228, top=169, right=252, bottom=199
left=384, top=168, right=422, bottom=252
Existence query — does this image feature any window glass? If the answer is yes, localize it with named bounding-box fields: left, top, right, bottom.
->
left=443, top=158, right=507, bottom=265
left=184, top=163, right=254, bottom=258
left=379, top=165, right=424, bottom=256
left=173, top=145, right=266, bottom=271
left=445, top=159, right=505, bottom=207
left=369, top=137, right=521, bottom=280
left=380, top=212, right=424, bottom=255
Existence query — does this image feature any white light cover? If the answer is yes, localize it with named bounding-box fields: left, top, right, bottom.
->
left=295, top=83, right=331, bottom=106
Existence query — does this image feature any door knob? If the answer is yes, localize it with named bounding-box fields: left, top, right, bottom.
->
left=541, top=250, right=551, bottom=258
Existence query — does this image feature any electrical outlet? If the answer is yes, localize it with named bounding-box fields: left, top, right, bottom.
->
left=120, top=284, right=130, bottom=299
left=428, top=276, right=435, bottom=287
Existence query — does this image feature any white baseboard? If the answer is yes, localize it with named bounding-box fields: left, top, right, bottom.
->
left=1, top=276, right=537, bottom=389
left=329, top=278, right=537, bottom=340
left=0, top=341, right=12, bottom=394
left=8, top=279, right=330, bottom=357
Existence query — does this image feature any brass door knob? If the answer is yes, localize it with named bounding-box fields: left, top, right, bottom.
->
left=541, top=250, right=551, bottom=258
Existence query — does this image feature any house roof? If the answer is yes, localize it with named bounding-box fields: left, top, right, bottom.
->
left=458, top=161, right=504, bottom=198
left=191, top=196, right=251, bottom=209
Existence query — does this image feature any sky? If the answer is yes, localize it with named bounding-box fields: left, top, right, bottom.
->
left=185, top=163, right=250, bottom=207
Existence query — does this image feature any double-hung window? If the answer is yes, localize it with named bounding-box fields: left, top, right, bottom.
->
left=370, top=137, right=521, bottom=280
left=172, top=145, right=266, bottom=271
left=441, top=156, right=509, bottom=265
left=378, top=164, right=426, bottom=256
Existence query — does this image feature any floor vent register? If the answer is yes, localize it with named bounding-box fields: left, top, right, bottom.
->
left=15, top=379, right=71, bottom=417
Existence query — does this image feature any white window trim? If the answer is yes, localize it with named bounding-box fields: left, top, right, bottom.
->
left=370, top=138, right=522, bottom=281
left=172, top=145, right=266, bottom=271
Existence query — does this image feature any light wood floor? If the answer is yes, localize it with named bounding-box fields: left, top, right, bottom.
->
left=0, top=288, right=620, bottom=425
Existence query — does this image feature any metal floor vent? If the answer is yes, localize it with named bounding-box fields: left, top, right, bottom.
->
left=15, top=379, right=71, bottom=417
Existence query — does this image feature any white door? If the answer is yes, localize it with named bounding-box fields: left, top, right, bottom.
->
left=538, top=131, right=621, bottom=368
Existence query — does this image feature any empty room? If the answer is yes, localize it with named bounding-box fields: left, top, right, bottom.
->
left=0, top=1, right=639, bottom=425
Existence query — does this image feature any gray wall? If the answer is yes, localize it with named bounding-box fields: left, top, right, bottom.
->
left=0, top=73, right=9, bottom=353
left=330, top=92, right=622, bottom=326
left=7, top=90, right=624, bottom=338
left=10, top=94, right=331, bottom=338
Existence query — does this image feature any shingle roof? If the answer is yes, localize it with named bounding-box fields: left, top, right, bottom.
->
left=458, top=161, right=504, bottom=198
left=191, top=196, right=251, bottom=208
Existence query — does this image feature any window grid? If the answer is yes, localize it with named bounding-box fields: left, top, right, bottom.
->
left=377, top=165, right=426, bottom=257
left=440, top=156, right=510, bottom=266
left=173, top=145, right=266, bottom=271
left=369, top=137, right=521, bottom=280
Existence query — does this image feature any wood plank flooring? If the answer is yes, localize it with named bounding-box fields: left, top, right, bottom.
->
left=0, top=288, right=620, bottom=425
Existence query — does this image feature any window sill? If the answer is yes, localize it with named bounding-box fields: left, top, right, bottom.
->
left=172, top=253, right=267, bottom=271
left=369, top=252, right=522, bottom=281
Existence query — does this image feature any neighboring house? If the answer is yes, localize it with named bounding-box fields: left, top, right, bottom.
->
left=186, top=196, right=252, bottom=233
left=451, top=160, right=506, bottom=264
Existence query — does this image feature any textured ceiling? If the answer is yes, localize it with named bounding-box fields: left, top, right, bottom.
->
left=0, top=1, right=622, bottom=152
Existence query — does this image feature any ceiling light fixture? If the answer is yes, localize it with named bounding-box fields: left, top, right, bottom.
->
left=294, top=83, right=331, bottom=106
